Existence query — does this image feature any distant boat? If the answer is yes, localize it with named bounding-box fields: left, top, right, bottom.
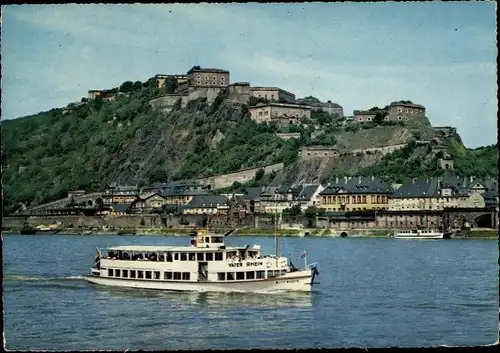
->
left=81, top=230, right=93, bottom=235
left=394, top=229, right=444, bottom=240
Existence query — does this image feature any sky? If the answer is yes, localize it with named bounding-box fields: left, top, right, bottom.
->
left=1, top=3, right=497, bottom=148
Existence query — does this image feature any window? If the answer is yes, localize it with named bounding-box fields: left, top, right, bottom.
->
left=154, top=271, right=160, bottom=280
left=114, top=269, right=120, bottom=277
left=236, top=272, right=245, bottom=280
left=138, top=271, right=144, bottom=279
left=145, top=271, right=152, bottom=279
left=206, top=253, right=213, bottom=261
left=398, top=116, right=402, bottom=120
left=256, top=271, right=265, bottom=279
left=246, top=271, right=255, bottom=280
left=108, top=269, right=113, bottom=277
left=159, top=254, right=165, bottom=262
left=174, top=253, right=179, bottom=261
left=173, top=272, right=181, bottom=280
left=214, top=252, right=223, bottom=261
left=227, top=272, right=235, bottom=281
left=182, top=272, right=190, bottom=280
left=268, top=270, right=276, bottom=278
left=130, top=270, right=136, bottom=278
left=122, top=269, right=128, bottom=278
left=164, top=272, right=172, bottom=280
left=180, top=253, right=187, bottom=261
left=166, top=252, right=173, bottom=262
left=197, top=253, right=204, bottom=261
left=218, top=273, right=226, bottom=281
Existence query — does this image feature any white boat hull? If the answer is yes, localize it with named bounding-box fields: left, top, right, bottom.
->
left=85, top=270, right=313, bottom=293
left=394, top=233, right=444, bottom=240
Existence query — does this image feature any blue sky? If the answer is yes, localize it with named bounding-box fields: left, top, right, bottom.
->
left=1, top=3, right=497, bottom=148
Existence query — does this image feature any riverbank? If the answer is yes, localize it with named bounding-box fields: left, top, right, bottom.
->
left=2, top=227, right=497, bottom=239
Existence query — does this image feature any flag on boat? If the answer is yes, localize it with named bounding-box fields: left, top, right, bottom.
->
left=300, top=250, right=306, bottom=258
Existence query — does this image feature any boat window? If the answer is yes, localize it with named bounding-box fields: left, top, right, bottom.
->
left=236, top=272, right=245, bottom=280
left=174, top=253, right=179, bottom=261
left=173, top=272, right=181, bottom=280
left=122, top=269, right=128, bottom=278
left=218, top=272, right=226, bottom=281
left=189, top=253, right=196, bottom=261
left=164, top=272, right=172, bottom=280
left=267, top=270, right=276, bottom=278
left=159, top=254, right=165, bottom=262
left=246, top=271, right=255, bottom=280
left=214, top=252, right=223, bottom=261
left=206, top=253, right=213, bottom=261
left=114, top=269, right=120, bottom=277
left=212, top=236, right=223, bottom=243
left=227, top=272, right=235, bottom=281
left=182, top=272, right=190, bottom=280
left=166, top=252, right=173, bottom=262
left=248, top=251, right=258, bottom=259
left=145, top=271, right=152, bottom=279
left=130, top=270, right=136, bottom=278
left=108, top=269, right=113, bottom=277
left=205, top=237, right=210, bottom=243
left=138, top=271, right=144, bottom=279
left=197, top=253, right=204, bottom=261
left=226, top=251, right=237, bottom=259
left=154, top=271, right=160, bottom=280
left=256, top=270, right=265, bottom=279
left=180, top=253, right=187, bottom=261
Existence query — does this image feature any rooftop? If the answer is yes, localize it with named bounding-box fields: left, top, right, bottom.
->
left=187, top=67, right=230, bottom=74
left=250, top=87, right=295, bottom=96
left=250, top=102, right=312, bottom=110
left=320, top=177, right=392, bottom=195
left=389, top=101, right=425, bottom=109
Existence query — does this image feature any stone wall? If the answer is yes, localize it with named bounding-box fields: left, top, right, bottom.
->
left=299, top=146, right=340, bottom=160
left=185, top=86, right=222, bottom=106
left=149, top=94, right=184, bottom=112
left=276, top=133, right=301, bottom=140
left=196, top=163, right=285, bottom=189
left=228, top=83, right=251, bottom=104
left=349, top=143, right=408, bottom=156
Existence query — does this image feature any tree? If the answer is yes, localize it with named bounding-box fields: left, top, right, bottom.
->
left=373, top=111, right=386, bottom=124
left=163, top=76, right=178, bottom=94
left=119, top=81, right=134, bottom=93
left=255, top=168, right=265, bottom=181
left=132, top=81, right=143, bottom=91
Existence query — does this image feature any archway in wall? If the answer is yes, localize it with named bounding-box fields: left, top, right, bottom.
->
left=95, top=198, right=104, bottom=208
left=289, top=120, right=294, bottom=125
left=340, top=231, right=348, bottom=237
left=474, top=214, right=492, bottom=228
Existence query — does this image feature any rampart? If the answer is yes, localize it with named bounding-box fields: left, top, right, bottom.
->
left=149, top=94, right=184, bottom=113
left=299, top=146, right=340, bottom=160
left=276, top=133, right=301, bottom=140
left=196, top=163, right=285, bottom=189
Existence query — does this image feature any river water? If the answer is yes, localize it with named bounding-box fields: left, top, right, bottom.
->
left=3, top=234, right=498, bottom=350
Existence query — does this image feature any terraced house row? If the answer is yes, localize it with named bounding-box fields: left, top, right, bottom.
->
left=92, top=171, right=497, bottom=219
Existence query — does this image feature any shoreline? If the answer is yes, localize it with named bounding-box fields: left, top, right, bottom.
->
left=2, top=227, right=497, bottom=239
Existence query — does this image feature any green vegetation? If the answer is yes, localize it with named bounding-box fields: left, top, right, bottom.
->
left=2, top=79, right=496, bottom=216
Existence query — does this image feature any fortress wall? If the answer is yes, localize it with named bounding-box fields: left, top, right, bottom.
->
left=196, top=163, right=285, bottom=189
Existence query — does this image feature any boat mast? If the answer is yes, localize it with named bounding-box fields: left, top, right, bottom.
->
left=274, top=207, right=278, bottom=257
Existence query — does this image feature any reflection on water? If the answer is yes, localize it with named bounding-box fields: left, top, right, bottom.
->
left=93, top=285, right=314, bottom=308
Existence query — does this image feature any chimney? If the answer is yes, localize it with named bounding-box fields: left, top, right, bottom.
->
left=372, top=176, right=375, bottom=181
left=358, top=176, right=362, bottom=184
left=413, top=178, right=415, bottom=184
left=470, top=176, right=473, bottom=183
left=344, top=176, right=348, bottom=184
left=335, top=177, right=339, bottom=184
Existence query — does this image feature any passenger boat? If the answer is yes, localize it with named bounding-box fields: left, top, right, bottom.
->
left=394, top=229, right=444, bottom=240
left=85, top=226, right=319, bottom=293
